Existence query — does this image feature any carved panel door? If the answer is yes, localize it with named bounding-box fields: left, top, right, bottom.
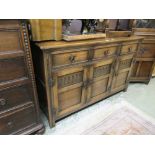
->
left=86, top=58, right=115, bottom=104
left=51, top=66, right=88, bottom=119
left=111, top=54, right=134, bottom=93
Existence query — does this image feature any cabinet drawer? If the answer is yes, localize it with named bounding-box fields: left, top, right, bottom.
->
left=93, top=45, right=118, bottom=59
left=0, top=105, right=36, bottom=134
left=51, top=49, right=88, bottom=67
left=121, top=43, right=138, bottom=55
left=138, top=44, right=155, bottom=58
left=0, top=57, right=28, bottom=83
left=0, top=84, right=33, bottom=113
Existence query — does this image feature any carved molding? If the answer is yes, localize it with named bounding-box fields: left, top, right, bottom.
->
left=119, top=59, right=132, bottom=70
left=93, top=64, right=111, bottom=78
left=58, top=71, right=83, bottom=88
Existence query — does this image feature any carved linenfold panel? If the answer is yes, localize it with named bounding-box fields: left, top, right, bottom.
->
left=58, top=71, right=83, bottom=88
left=93, top=64, right=111, bottom=78
left=119, top=59, right=132, bottom=70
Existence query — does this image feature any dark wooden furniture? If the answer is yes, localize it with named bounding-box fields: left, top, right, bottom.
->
left=32, top=36, right=143, bottom=127
left=130, top=28, right=155, bottom=83
left=0, top=20, right=44, bottom=134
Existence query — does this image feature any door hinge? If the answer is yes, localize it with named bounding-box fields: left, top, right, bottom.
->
left=48, top=78, right=55, bottom=87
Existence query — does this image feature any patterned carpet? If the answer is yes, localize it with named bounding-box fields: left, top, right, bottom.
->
left=82, top=106, right=155, bottom=135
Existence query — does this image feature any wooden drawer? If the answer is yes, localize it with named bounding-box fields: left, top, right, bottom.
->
left=51, top=49, right=88, bottom=67
left=121, top=42, right=138, bottom=55
left=137, top=44, right=155, bottom=58
left=93, top=45, right=118, bottom=60
left=0, top=84, right=33, bottom=113
left=0, top=105, right=36, bottom=135
left=0, top=57, right=28, bottom=83
left=0, top=30, right=22, bottom=52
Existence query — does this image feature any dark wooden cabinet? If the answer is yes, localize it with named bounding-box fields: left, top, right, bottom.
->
left=130, top=28, right=155, bottom=83
left=0, top=20, right=44, bottom=134
left=32, top=36, right=143, bottom=127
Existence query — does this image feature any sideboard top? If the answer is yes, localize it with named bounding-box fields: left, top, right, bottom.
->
left=36, top=36, right=144, bottom=50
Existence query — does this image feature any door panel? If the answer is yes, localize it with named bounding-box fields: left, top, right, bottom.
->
left=138, top=61, right=154, bottom=77
left=111, top=54, right=134, bottom=93
left=131, top=60, right=154, bottom=80
left=87, top=58, right=115, bottom=103
left=52, top=66, right=88, bottom=118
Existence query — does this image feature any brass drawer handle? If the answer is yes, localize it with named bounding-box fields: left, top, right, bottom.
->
left=128, top=47, right=132, bottom=52
left=104, top=50, right=109, bottom=56
left=69, top=55, right=76, bottom=63
left=0, top=98, right=6, bottom=106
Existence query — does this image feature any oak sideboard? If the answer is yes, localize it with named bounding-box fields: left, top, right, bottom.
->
left=31, top=36, right=143, bottom=127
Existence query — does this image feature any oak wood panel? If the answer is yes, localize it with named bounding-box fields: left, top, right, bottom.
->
left=0, top=30, right=22, bottom=52
left=87, top=58, right=115, bottom=103
left=52, top=66, right=88, bottom=119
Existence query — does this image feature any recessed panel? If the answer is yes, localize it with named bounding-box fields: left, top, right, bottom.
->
left=0, top=31, right=21, bottom=52
left=114, top=72, right=128, bottom=88
left=58, top=87, right=82, bottom=112
left=138, top=61, right=153, bottom=77
left=0, top=57, right=27, bottom=83
left=91, top=77, right=109, bottom=97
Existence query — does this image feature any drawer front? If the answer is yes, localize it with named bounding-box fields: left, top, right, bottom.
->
left=138, top=44, right=155, bottom=58
left=121, top=43, right=138, bottom=55
left=0, top=105, right=36, bottom=134
left=0, top=57, right=28, bottom=83
left=0, top=30, right=22, bottom=52
left=52, top=50, right=88, bottom=67
left=0, top=84, right=33, bottom=113
left=93, top=46, right=118, bottom=59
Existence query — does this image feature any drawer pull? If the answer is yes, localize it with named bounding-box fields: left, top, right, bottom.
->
left=128, top=47, right=132, bottom=52
left=69, top=55, right=76, bottom=63
left=7, top=121, right=13, bottom=128
left=0, top=98, right=6, bottom=106
left=104, top=50, right=109, bottom=56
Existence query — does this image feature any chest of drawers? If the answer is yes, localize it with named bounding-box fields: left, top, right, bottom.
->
left=0, top=20, right=44, bottom=134
left=32, top=37, right=143, bottom=127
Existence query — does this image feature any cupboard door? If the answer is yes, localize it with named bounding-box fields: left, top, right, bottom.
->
left=131, top=60, right=154, bottom=81
left=111, top=54, right=134, bottom=93
left=52, top=66, right=88, bottom=119
left=87, top=58, right=115, bottom=103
